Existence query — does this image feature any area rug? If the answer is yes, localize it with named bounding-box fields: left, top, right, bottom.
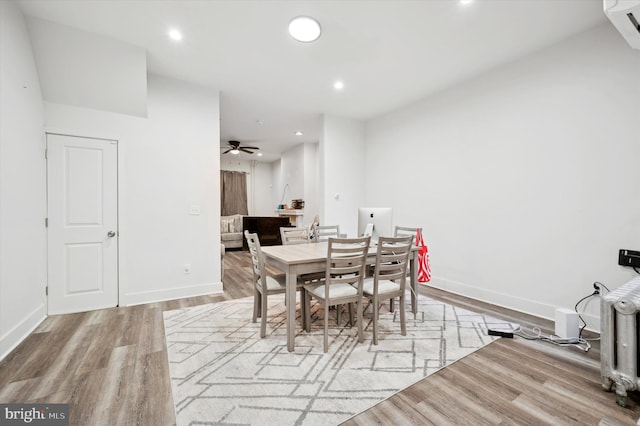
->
left=163, top=294, right=516, bottom=425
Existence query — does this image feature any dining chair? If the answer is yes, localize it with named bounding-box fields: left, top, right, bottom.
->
left=394, top=226, right=422, bottom=244
left=280, top=227, right=311, bottom=245
left=314, top=224, right=342, bottom=242
left=389, top=226, right=421, bottom=311
left=282, top=226, right=326, bottom=283
left=245, top=231, right=306, bottom=338
left=360, top=235, right=413, bottom=345
left=303, top=236, right=370, bottom=353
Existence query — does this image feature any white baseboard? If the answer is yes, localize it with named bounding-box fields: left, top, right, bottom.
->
left=427, top=277, right=601, bottom=333
left=0, top=303, right=47, bottom=361
left=121, top=281, right=223, bottom=307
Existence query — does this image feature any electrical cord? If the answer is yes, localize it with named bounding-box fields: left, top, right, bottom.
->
left=574, top=282, right=608, bottom=340
left=513, top=325, right=591, bottom=352
left=575, top=292, right=596, bottom=339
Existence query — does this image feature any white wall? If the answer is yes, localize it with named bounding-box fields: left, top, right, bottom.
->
left=303, top=143, right=320, bottom=224
left=43, top=74, right=221, bottom=306
left=273, top=143, right=320, bottom=226
left=0, top=0, right=47, bottom=359
left=320, top=115, right=366, bottom=237
left=365, top=24, right=640, bottom=329
left=221, top=159, right=275, bottom=216
left=27, top=17, right=147, bottom=117
left=281, top=144, right=305, bottom=205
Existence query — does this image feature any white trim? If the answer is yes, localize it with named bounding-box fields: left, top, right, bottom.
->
left=428, top=277, right=556, bottom=321
left=0, top=303, right=47, bottom=361
left=121, top=282, right=223, bottom=307
left=427, top=277, right=601, bottom=333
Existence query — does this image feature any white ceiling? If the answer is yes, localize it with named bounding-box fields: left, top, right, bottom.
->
left=17, top=0, right=607, bottom=162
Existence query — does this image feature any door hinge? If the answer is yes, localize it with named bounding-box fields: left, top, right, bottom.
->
left=44, top=148, right=47, bottom=159
left=45, top=218, right=48, bottom=228
left=45, top=286, right=48, bottom=296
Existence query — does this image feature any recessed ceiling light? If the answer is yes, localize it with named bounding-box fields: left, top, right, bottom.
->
left=288, top=16, right=321, bottom=43
left=459, top=0, right=474, bottom=5
left=333, top=81, right=344, bottom=91
left=257, top=153, right=263, bottom=157
left=295, top=131, right=303, bottom=136
left=168, top=28, right=183, bottom=41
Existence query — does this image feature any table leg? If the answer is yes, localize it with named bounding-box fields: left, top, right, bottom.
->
left=287, top=267, right=297, bottom=352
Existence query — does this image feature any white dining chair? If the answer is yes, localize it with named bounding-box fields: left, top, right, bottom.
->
left=245, top=231, right=306, bottom=338
left=280, top=227, right=311, bottom=245
left=359, top=235, right=413, bottom=344
left=303, top=236, right=370, bottom=352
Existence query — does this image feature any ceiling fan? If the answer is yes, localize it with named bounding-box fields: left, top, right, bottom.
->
left=222, top=140, right=259, bottom=155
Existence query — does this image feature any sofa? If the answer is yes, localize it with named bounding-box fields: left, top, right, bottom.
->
left=221, top=214, right=243, bottom=249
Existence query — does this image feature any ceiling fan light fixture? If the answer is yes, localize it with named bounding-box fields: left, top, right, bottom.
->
left=230, top=149, right=240, bottom=155
left=288, top=16, right=321, bottom=42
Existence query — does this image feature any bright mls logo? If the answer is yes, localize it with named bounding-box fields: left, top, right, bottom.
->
left=1, top=404, right=68, bottom=425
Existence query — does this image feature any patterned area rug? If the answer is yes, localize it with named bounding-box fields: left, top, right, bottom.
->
left=164, top=294, right=516, bottom=425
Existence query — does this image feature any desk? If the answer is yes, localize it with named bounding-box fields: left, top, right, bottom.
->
left=261, top=242, right=419, bottom=352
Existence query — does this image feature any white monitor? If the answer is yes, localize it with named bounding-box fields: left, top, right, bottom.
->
left=357, top=207, right=393, bottom=243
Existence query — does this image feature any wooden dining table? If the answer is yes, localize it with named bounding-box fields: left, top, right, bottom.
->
left=260, top=241, right=419, bottom=352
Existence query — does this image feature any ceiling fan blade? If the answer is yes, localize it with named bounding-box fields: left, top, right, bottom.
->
left=240, top=148, right=255, bottom=154
left=242, top=146, right=259, bottom=150
left=222, top=148, right=232, bottom=154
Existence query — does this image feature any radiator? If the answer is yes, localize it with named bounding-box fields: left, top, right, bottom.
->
left=601, top=276, right=640, bottom=407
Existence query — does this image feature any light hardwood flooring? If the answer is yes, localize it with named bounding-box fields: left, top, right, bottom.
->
left=1, top=249, right=639, bottom=425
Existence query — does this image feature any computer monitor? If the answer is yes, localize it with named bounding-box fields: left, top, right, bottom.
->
left=357, top=207, right=393, bottom=243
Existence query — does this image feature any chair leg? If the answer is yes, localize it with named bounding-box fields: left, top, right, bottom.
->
left=399, top=295, right=406, bottom=336
left=348, top=303, right=354, bottom=327
left=336, top=304, right=342, bottom=326
left=299, top=289, right=306, bottom=330
left=260, top=290, right=268, bottom=338
left=372, top=296, right=379, bottom=345
left=304, top=291, right=311, bottom=332
left=356, top=300, right=364, bottom=344
left=389, top=297, right=395, bottom=312
left=253, top=289, right=260, bottom=323
left=324, top=303, right=329, bottom=353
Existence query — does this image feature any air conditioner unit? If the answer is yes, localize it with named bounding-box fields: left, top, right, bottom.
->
left=604, top=0, right=640, bottom=49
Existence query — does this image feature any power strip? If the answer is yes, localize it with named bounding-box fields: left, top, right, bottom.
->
left=488, top=329, right=514, bottom=338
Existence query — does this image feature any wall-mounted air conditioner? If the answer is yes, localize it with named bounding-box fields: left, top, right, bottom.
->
left=604, top=0, right=640, bottom=49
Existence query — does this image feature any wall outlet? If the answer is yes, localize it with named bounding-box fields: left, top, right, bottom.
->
left=184, top=264, right=191, bottom=274
left=189, top=205, right=201, bottom=215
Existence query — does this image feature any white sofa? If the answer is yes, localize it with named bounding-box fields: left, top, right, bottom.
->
left=221, top=214, right=243, bottom=249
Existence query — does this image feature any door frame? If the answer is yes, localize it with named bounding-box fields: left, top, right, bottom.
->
left=45, top=128, right=122, bottom=313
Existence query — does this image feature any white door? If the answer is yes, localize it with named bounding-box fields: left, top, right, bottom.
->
left=47, top=133, right=118, bottom=314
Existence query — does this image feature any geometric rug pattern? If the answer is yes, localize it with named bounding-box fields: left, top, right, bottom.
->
left=163, top=294, right=516, bottom=425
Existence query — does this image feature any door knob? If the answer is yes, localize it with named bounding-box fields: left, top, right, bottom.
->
left=107, top=231, right=116, bottom=238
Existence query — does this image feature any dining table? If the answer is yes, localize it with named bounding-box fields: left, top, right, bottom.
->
left=260, top=241, right=419, bottom=352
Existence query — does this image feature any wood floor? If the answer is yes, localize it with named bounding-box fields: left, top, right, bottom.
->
left=1, top=249, right=639, bottom=425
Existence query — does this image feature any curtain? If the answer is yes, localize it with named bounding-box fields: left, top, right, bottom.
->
left=221, top=170, right=248, bottom=216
